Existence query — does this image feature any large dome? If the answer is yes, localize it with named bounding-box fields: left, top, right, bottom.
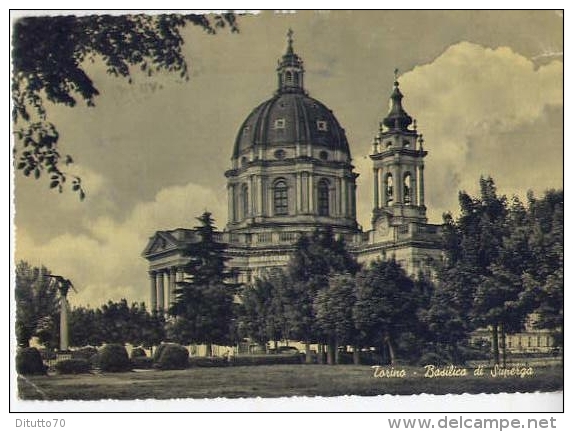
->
left=233, top=92, right=350, bottom=158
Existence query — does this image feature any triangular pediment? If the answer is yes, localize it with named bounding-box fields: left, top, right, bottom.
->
left=142, top=232, right=179, bottom=256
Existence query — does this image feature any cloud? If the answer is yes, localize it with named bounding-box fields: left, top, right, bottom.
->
left=357, top=42, right=562, bottom=227
left=16, top=182, right=227, bottom=308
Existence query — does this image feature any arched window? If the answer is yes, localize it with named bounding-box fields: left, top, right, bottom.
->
left=318, top=179, right=330, bottom=216
left=285, top=71, right=293, bottom=85
left=404, top=173, right=412, bottom=205
left=273, top=180, right=288, bottom=216
left=241, top=184, right=249, bottom=219
left=293, top=72, right=299, bottom=85
left=386, top=174, right=394, bottom=206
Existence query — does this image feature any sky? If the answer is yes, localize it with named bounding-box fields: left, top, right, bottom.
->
left=13, top=10, right=563, bottom=308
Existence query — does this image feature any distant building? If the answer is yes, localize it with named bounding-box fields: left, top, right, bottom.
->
left=142, top=32, right=551, bottom=356
left=142, top=32, right=441, bottom=310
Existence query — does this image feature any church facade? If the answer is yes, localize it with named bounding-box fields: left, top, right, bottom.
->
left=142, top=33, right=442, bottom=313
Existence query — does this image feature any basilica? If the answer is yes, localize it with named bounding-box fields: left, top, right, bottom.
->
left=142, top=33, right=442, bottom=312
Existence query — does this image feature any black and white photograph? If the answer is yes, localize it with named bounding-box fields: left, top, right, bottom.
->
left=10, top=9, right=563, bottom=413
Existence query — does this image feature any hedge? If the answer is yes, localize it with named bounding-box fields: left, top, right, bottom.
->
left=188, top=356, right=229, bottom=368
left=131, top=356, right=153, bottom=369
left=72, top=346, right=98, bottom=360
left=55, top=359, right=91, bottom=374
left=231, top=354, right=303, bottom=366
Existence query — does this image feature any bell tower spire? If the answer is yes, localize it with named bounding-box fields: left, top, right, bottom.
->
left=277, top=29, right=305, bottom=94
left=370, top=71, right=427, bottom=228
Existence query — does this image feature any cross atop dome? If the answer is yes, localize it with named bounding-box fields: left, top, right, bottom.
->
left=287, top=28, right=294, bottom=53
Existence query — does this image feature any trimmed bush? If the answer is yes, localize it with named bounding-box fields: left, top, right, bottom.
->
left=156, top=344, right=189, bottom=370
left=152, top=343, right=172, bottom=363
left=130, top=347, right=147, bottom=359
left=72, top=346, right=98, bottom=360
left=131, top=356, right=153, bottom=369
left=55, top=359, right=91, bottom=374
left=98, top=344, right=131, bottom=372
left=232, top=354, right=303, bottom=366
left=188, top=356, right=229, bottom=368
left=16, top=347, right=47, bottom=375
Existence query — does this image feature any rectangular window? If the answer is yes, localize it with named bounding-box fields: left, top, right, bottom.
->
left=317, top=120, right=328, bottom=131
left=274, top=118, right=285, bottom=129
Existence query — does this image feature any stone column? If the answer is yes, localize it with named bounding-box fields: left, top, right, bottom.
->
left=149, top=271, right=157, bottom=312
left=336, top=177, right=341, bottom=216
left=341, top=177, right=347, bottom=216
left=227, top=184, right=234, bottom=223
left=411, top=173, right=418, bottom=206
left=308, top=174, right=314, bottom=213
left=249, top=175, right=255, bottom=216
left=60, top=296, right=69, bottom=351
left=419, top=165, right=425, bottom=207
left=156, top=271, right=165, bottom=312
left=373, top=168, right=379, bottom=209
left=167, top=268, right=176, bottom=309
left=257, top=176, right=263, bottom=216
left=297, top=172, right=303, bottom=214
left=395, top=165, right=402, bottom=204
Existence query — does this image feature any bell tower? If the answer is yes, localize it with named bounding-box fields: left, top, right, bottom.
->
left=370, top=71, right=427, bottom=228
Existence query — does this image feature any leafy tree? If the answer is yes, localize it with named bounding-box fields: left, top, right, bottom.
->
left=12, top=12, right=238, bottom=196
left=169, top=212, right=238, bottom=355
left=435, top=177, right=509, bottom=364
left=238, top=269, right=289, bottom=350
left=69, top=306, right=100, bottom=347
left=353, top=258, right=420, bottom=364
left=314, top=274, right=358, bottom=364
left=15, top=261, right=59, bottom=347
left=284, top=228, right=360, bottom=362
left=524, top=190, right=563, bottom=350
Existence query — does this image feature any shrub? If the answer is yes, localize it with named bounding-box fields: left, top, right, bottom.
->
left=55, top=359, right=91, bottom=374
left=130, top=347, right=147, bottom=359
left=131, top=356, right=153, bottom=369
left=188, top=356, right=229, bottom=368
left=72, top=346, right=98, bottom=360
left=98, top=344, right=131, bottom=372
left=156, top=344, right=189, bottom=370
left=16, top=347, right=47, bottom=375
left=152, top=343, right=172, bottom=363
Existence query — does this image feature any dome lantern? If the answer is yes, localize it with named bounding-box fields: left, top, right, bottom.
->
left=277, top=29, right=305, bottom=94
left=382, top=69, right=413, bottom=131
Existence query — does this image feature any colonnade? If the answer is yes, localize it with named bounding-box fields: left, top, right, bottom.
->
left=148, top=268, right=184, bottom=313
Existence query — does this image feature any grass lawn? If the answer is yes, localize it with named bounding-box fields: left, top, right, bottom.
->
left=17, top=364, right=563, bottom=401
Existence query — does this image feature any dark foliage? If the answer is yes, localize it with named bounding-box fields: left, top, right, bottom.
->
left=130, top=347, right=147, bottom=358
left=15, top=261, right=59, bottom=348
left=71, top=346, right=98, bottom=360
left=169, top=212, right=239, bottom=349
left=231, top=354, right=303, bottom=366
left=55, top=358, right=91, bottom=374
left=188, top=357, right=229, bottom=368
left=98, top=343, right=131, bottom=372
left=12, top=13, right=238, bottom=196
left=131, top=356, right=154, bottom=369
left=155, top=344, right=189, bottom=370
left=16, top=347, right=47, bottom=375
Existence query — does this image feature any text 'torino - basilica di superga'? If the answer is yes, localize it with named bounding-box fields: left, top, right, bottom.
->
left=142, top=31, right=442, bottom=312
